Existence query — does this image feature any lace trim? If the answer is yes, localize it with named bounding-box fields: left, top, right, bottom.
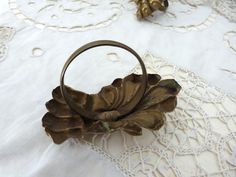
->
left=0, top=26, right=15, bottom=62
left=79, top=54, right=236, bottom=177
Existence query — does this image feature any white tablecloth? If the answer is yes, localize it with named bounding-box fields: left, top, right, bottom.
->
left=0, top=0, right=236, bottom=177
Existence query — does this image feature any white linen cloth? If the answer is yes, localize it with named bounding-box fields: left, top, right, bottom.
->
left=0, top=0, right=236, bottom=177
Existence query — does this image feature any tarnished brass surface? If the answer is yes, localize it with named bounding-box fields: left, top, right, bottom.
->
left=135, top=0, right=169, bottom=19
left=42, top=40, right=181, bottom=144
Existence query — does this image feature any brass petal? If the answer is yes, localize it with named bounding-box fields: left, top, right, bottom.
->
left=46, top=99, right=74, bottom=118
left=42, top=112, right=84, bottom=132
left=123, top=124, right=142, bottom=136
left=109, top=108, right=164, bottom=131
left=137, top=79, right=181, bottom=110
left=111, top=78, right=124, bottom=109
left=53, top=86, right=108, bottom=113
left=136, top=8, right=143, bottom=20
left=153, top=96, right=177, bottom=112
left=88, top=94, right=109, bottom=112
left=140, top=1, right=153, bottom=18
left=125, top=109, right=165, bottom=130
left=157, top=79, right=181, bottom=94
left=98, top=85, right=119, bottom=109
left=52, top=86, right=88, bottom=107
left=120, top=74, right=142, bottom=107
left=149, top=0, right=166, bottom=11
left=147, top=74, right=161, bottom=86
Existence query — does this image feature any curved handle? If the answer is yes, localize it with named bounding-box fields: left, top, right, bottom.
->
left=60, top=40, right=148, bottom=119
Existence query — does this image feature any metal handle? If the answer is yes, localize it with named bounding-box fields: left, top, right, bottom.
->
left=60, top=40, right=148, bottom=119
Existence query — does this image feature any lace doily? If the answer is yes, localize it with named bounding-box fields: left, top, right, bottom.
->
left=8, top=0, right=236, bottom=32
left=209, top=0, right=236, bottom=22
left=80, top=54, right=236, bottom=177
left=0, top=26, right=15, bottom=62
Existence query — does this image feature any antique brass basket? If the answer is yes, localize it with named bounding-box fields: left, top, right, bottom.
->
left=42, top=40, right=181, bottom=144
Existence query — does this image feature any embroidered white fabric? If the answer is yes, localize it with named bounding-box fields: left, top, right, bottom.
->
left=0, top=26, right=15, bottom=62
left=0, top=0, right=236, bottom=177
left=7, top=0, right=236, bottom=32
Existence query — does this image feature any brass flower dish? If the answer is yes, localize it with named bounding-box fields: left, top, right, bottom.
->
left=42, top=40, right=181, bottom=144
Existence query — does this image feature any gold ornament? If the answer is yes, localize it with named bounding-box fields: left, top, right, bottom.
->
left=135, top=0, right=169, bottom=19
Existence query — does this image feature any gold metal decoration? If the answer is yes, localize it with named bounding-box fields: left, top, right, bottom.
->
left=42, top=40, right=181, bottom=144
left=134, top=0, right=169, bottom=19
